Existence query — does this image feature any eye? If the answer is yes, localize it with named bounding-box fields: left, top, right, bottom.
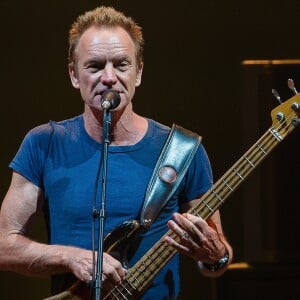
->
left=116, top=60, right=130, bottom=71
left=84, top=60, right=105, bottom=73
left=87, top=63, right=102, bottom=73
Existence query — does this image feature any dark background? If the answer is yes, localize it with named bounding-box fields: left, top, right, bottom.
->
left=1, top=1, right=300, bottom=299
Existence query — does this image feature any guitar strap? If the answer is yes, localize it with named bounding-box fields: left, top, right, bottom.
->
left=140, top=123, right=202, bottom=229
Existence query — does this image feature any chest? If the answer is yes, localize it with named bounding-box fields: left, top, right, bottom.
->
left=43, top=142, right=159, bottom=235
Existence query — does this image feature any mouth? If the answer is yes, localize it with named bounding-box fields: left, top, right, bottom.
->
left=96, top=89, right=121, bottom=97
left=100, top=87, right=121, bottom=92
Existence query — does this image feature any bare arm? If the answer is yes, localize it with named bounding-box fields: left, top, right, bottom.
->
left=164, top=198, right=233, bottom=278
left=0, top=172, right=125, bottom=284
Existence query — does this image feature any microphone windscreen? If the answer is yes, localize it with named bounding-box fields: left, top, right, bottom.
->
left=101, top=90, right=121, bottom=109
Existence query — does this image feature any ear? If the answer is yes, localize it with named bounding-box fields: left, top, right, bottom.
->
left=135, top=62, right=143, bottom=87
left=68, top=62, right=80, bottom=89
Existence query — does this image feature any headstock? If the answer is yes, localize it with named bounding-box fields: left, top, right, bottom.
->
left=270, top=80, right=300, bottom=137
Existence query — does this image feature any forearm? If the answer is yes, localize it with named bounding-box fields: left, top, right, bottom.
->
left=0, top=173, right=94, bottom=281
left=0, top=232, right=75, bottom=277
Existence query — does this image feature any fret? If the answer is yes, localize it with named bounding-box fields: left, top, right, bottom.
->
left=256, top=143, right=267, bottom=155
left=232, top=168, right=244, bottom=180
left=201, top=199, right=214, bottom=212
left=222, top=179, right=234, bottom=191
left=211, top=190, right=224, bottom=204
left=126, top=277, right=136, bottom=290
left=190, top=206, right=201, bottom=218
left=128, top=271, right=140, bottom=286
left=153, top=254, right=163, bottom=267
left=140, top=257, right=151, bottom=280
left=245, top=156, right=255, bottom=167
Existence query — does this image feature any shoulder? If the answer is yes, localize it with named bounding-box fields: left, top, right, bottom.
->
left=146, top=118, right=170, bottom=140
left=148, top=118, right=170, bottom=132
left=26, top=115, right=82, bottom=140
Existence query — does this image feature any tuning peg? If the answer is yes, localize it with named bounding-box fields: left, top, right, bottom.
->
left=272, top=89, right=282, bottom=104
left=291, top=101, right=300, bottom=127
left=292, top=118, right=300, bottom=126
left=287, top=78, right=298, bottom=95
left=291, top=102, right=300, bottom=114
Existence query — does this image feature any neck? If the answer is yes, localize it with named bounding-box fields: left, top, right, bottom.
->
left=83, top=103, right=148, bottom=146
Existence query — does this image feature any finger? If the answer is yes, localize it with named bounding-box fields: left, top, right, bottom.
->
left=172, top=213, right=205, bottom=244
left=73, top=266, right=93, bottom=283
left=164, top=234, right=203, bottom=262
left=182, top=213, right=207, bottom=230
left=172, top=213, right=198, bottom=232
left=167, top=220, right=200, bottom=252
left=164, top=235, right=190, bottom=253
left=167, top=219, right=188, bottom=240
left=102, top=253, right=127, bottom=285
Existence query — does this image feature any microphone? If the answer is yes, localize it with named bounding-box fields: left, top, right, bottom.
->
left=100, top=89, right=121, bottom=110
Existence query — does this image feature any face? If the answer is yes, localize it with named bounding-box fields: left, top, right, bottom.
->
left=69, top=26, right=143, bottom=113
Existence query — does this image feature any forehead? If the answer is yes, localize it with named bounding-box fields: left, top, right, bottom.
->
left=77, top=26, right=136, bottom=58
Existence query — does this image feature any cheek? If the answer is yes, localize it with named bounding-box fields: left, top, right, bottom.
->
left=80, top=74, right=97, bottom=90
left=78, top=79, right=96, bottom=101
left=128, top=72, right=140, bottom=88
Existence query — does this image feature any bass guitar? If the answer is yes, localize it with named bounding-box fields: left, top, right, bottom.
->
left=45, top=92, right=300, bottom=300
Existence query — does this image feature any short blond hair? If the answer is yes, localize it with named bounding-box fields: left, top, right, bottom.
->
left=68, top=6, right=144, bottom=67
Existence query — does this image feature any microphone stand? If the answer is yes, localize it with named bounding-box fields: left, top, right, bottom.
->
left=93, top=107, right=112, bottom=300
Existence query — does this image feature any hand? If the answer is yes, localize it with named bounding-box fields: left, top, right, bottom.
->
left=164, top=213, right=227, bottom=264
left=101, top=252, right=127, bottom=292
left=63, top=247, right=94, bottom=283
left=64, top=248, right=126, bottom=287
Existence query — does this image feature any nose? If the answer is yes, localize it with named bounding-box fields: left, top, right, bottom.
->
left=101, top=64, right=117, bottom=87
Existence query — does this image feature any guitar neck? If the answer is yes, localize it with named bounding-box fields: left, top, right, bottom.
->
left=105, top=94, right=299, bottom=299
left=190, top=122, right=295, bottom=220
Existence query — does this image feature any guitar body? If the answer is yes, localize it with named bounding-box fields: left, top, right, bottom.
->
left=103, top=220, right=141, bottom=268
left=43, top=220, right=141, bottom=300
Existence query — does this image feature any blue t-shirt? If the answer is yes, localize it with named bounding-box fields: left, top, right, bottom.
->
left=10, top=115, right=213, bottom=299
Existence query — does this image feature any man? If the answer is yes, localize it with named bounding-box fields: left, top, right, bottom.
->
left=0, top=6, right=232, bottom=299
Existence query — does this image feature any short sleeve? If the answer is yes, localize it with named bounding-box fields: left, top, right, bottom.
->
left=180, top=143, right=213, bottom=202
left=9, top=123, right=53, bottom=189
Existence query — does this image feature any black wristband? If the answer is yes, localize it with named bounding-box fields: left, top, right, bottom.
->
left=203, top=252, right=229, bottom=272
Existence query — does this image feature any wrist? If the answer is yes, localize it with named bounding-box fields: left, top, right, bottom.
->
left=202, top=251, right=229, bottom=272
